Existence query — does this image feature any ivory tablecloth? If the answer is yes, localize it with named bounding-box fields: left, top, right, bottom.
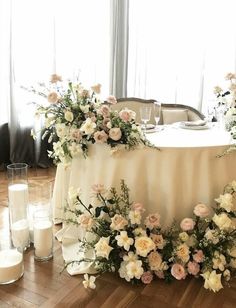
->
left=52, top=125, right=236, bottom=274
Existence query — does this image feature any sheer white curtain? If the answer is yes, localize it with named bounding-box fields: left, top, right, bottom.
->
left=0, top=0, right=110, bottom=164
left=128, top=0, right=236, bottom=112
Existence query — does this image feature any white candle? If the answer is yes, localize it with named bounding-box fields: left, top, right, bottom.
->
left=0, top=249, right=23, bottom=284
left=11, top=219, right=30, bottom=250
left=34, top=221, right=53, bottom=258
left=8, top=184, right=29, bottom=221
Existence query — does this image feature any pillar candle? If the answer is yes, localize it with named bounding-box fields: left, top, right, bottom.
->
left=0, top=249, right=23, bottom=284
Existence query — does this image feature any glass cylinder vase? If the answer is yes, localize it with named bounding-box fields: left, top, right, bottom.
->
left=33, top=209, right=53, bottom=261
left=7, top=163, right=30, bottom=251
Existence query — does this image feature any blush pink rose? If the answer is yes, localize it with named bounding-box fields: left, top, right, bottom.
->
left=109, top=127, right=122, bottom=141
left=193, top=250, right=204, bottom=263
left=132, top=202, right=145, bottom=212
left=94, top=130, right=108, bottom=143
left=171, top=264, right=186, bottom=280
left=193, top=203, right=210, bottom=218
left=187, top=261, right=200, bottom=276
left=91, top=184, right=106, bottom=194
left=141, top=271, right=153, bottom=284
left=180, top=218, right=195, bottom=231
left=99, top=105, right=110, bottom=117
left=119, top=109, right=132, bottom=122
left=145, top=213, right=161, bottom=230
left=107, top=95, right=117, bottom=104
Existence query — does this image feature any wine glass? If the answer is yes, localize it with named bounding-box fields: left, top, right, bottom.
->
left=153, top=101, right=161, bottom=129
left=140, top=106, right=152, bottom=131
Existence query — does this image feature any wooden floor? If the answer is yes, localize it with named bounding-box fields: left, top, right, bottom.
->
left=0, top=168, right=236, bottom=308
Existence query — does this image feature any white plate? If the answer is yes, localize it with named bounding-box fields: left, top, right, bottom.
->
left=179, top=123, right=210, bottom=130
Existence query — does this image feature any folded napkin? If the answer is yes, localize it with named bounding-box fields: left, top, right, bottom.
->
left=183, top=120, right=206, bottom=127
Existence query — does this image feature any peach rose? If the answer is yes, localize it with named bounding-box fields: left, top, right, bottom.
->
left=180, top=218, right=195, bottom=231
left=47, top=92, right=59, bottom=103
left=187, top=261, right=200, bottom=275
left=77, top=213, right=94, bottom=230
left=171, top=264, right=186, bottom=280
left=94, top=130, right=108, bottom=143
left=176, top=243, right=190, bottom=263
left=148, top=251, right=162, bottom=271
left=141, top=271, right=153, bottom=284
left=150, top=234, right=165, bottom=249
left=135, top=236, right=155, bottom=257
left=109, top=127, right=122, bottom=141
left=107, top=95, right=117, bottom=104
left=193, top=203, right=210, bottom=218
left=91, top=83, right=101, bottom=94
left=50, top=73, right=62, bottom=83
left=99, top=105, right=110, bottom=117
left=119, top=109, right=134, bottom=122
left=110, top=214, right=128, bottom=231
left=145, top=213, right=161, bottom=230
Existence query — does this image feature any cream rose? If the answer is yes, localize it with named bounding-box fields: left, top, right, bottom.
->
left=107, top=95, right=117, bottom=104
left=77, top=213, right=94, bottom=230
left=109, top=127, right=122, bottom=141
left=150, top=234, right=165, bottom=249
left=171, top=263, right=186, bottom=280
left=135, top=236, right=155, bottom=257
left=212, top=213, right=232, bottom=230
left=193, top=203, right=210, bottom=218
left=176, top=243, right=190, bottom=263
left=81, top=118, right=96, bottom=135
left=110, top=214, right=128, bottom=231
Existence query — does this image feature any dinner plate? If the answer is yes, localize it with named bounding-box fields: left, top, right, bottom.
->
left=179, top=123, right=210, bottom=130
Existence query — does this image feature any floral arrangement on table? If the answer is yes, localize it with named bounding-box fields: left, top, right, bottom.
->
left=29, top=74, right=153, bottom=165
left=65, top=179, right=236, bottom=292
left=214, top=72, right=236, bottom=139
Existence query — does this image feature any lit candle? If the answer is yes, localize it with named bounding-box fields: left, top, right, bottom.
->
left=0, top=249, right=24, bottom=284
left=8, top=183, right=28, bottom=220
left=34, top=221, right=53, bottom=260
left=11, top=219, right=30, bottom=250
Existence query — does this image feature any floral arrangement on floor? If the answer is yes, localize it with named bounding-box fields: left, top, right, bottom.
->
left=214, top=72, right=236, bottom=139
left=29, top=74, right=153, bottom=165
left=65, top=179, right=236, bottom=292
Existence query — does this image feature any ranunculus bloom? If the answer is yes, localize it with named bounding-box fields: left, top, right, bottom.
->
left=94, top=130, right=108, bottom=143
left=107, top=95, right=117, bottom=104
left=141, top=271, right=153, bottom=284
left=109, top=127, right=122, bottom=141
left=193, top=250, right=204, bottom=263
left=47, top=92, right=59, bottom=103
left=180, top=218, right=195, bottom=231
left=171, top=264, right=186, bottom=280
left=187, top=261, right=200, bottom=276
left=144, top=213, right=161, bottom=230
left=193, top=203, right=210, bottom=218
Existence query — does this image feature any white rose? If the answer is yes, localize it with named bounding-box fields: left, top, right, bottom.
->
left=55, top=123, right=68, bottom=138
left=212, top=213, right=232, bottom=230
left=81, top=118, right=96, bottom=135
left=201, top=270, right=223, bottom=293
left=64, top=110, right=74, bottom=122
left=94, top=237, right=113, bottom=260
left=109, top=127, right=122, bottom=141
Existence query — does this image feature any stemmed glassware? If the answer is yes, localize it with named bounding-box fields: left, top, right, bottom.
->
left=153, top=101, right=161, bottom=129
left=140, top=106, right=152, bottom=131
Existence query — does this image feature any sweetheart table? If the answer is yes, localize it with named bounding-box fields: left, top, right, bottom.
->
left=52, top=125, right=236, bottom=226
